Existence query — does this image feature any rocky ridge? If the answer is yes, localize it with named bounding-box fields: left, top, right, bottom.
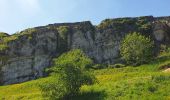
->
left=0, top=16, right=170, bottom=85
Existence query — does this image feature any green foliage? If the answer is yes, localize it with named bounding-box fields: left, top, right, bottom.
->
left=57, top=26, right=70, bottom=53
left=0, top=28, right=37, bottom=52
left=0, top=44, right=8, bottom=51
left=52, top=49, right=93, bottom=69
left=0, top=32, right=8, bottom=39
left=20, top=28, right=37, bottom=39
left=40, top=49, right=95, bottom=99
left=2, top=53, right=170, bottom=99
left=0, top=34, right=19, bottom=51
left=136, top=17, right=152, bottom=33
left=120, top=32, right=154, bottom=66
left=98, top=17, right=152, bottom=36
left=39, top=76, right=67, bottom=100
left=58, top=63, right=95, bottom=95
left=98, top=18, right=135, bottom=30
left=57, top=26, right=69, bottom=40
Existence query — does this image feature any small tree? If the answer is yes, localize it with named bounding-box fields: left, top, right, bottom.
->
left=39, top=49, right=96, bottom=99
left=55, top=63, right=95, bottom=97
left=120, top=32, right=154, bottom=66
left=39, top=76, right=67, bottom=100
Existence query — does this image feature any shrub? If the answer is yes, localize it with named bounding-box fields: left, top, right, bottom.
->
left=120, top=32, right=154, bottom=66
left=40, top=49, right=96, bottom=99
left=39, top=76, right=67, bottom=100
left=0, top=32, right=8, bottom=39
left=54, top=63, right=95, bottom=97
left=57, top=26, right=69, bottom=40
left=57, top=26, right=70, bottom=53
left=52, top=49, right=93, bottom=69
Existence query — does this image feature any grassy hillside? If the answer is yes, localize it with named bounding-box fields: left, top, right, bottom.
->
left=1, top=55, right=170, bottom=100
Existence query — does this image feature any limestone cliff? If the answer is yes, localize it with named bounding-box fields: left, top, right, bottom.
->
left=0, top=16, right=170, bottom=85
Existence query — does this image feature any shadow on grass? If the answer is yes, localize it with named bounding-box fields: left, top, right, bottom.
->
left=149, top=55, right=170, bottom=66
left=68, top=90, right=107, bottom=100
left=156, top=56, right=170, bottom=62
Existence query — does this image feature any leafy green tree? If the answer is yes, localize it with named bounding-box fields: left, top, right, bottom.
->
left=120, top=32, right=154, bottom=66
left=39, top=49, right=96, bottom=99
left=52, top=49, right=93, bottom=69
left=39, top=76, right=67, bottom=100
left=54, top=63, right=95, bottom=97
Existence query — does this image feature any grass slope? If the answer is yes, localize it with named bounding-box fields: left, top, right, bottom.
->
left=1, top=55, right=170, bottom=100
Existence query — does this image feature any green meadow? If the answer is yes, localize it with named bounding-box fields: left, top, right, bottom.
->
left=1, top=54, right=170, bottom=100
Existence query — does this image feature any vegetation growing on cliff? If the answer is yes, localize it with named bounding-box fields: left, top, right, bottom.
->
left=0, top=28, right=37, bottom=52
left=98, top=18, right=135, bottom=30
left=57, top=26, right=70, bottom=53
left=136, top=16, right=152, bottom=33
left=0, top=32, right=9, bottom=39
left=0, top=34, right=18, bottom=51
left=97, top=17, right=152, bottom=35
left=57, top=26, right=69, bottom=40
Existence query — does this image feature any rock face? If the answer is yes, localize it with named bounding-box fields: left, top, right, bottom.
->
left=1, top=16, right=170, bottom=85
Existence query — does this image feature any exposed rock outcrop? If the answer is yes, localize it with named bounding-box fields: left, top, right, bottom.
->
left=1, top=16, right=170, bottom=85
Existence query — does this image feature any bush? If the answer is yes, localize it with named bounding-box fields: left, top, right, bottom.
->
left=55, top=63, right=95, bottom=96
left=39, top=77, right=67, bottom=100
left=0, top=32, right=8, bottom=39
left=52, top=49, right=93, bottom=69
left=40, top=49, right=96, bottom=99
left=120, top=32, right=154, bottom=66
left=57, top=26, right=69, bottom=40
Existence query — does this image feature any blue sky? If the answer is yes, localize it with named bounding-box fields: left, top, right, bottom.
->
left=0, top=0, right=170, bottom=34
